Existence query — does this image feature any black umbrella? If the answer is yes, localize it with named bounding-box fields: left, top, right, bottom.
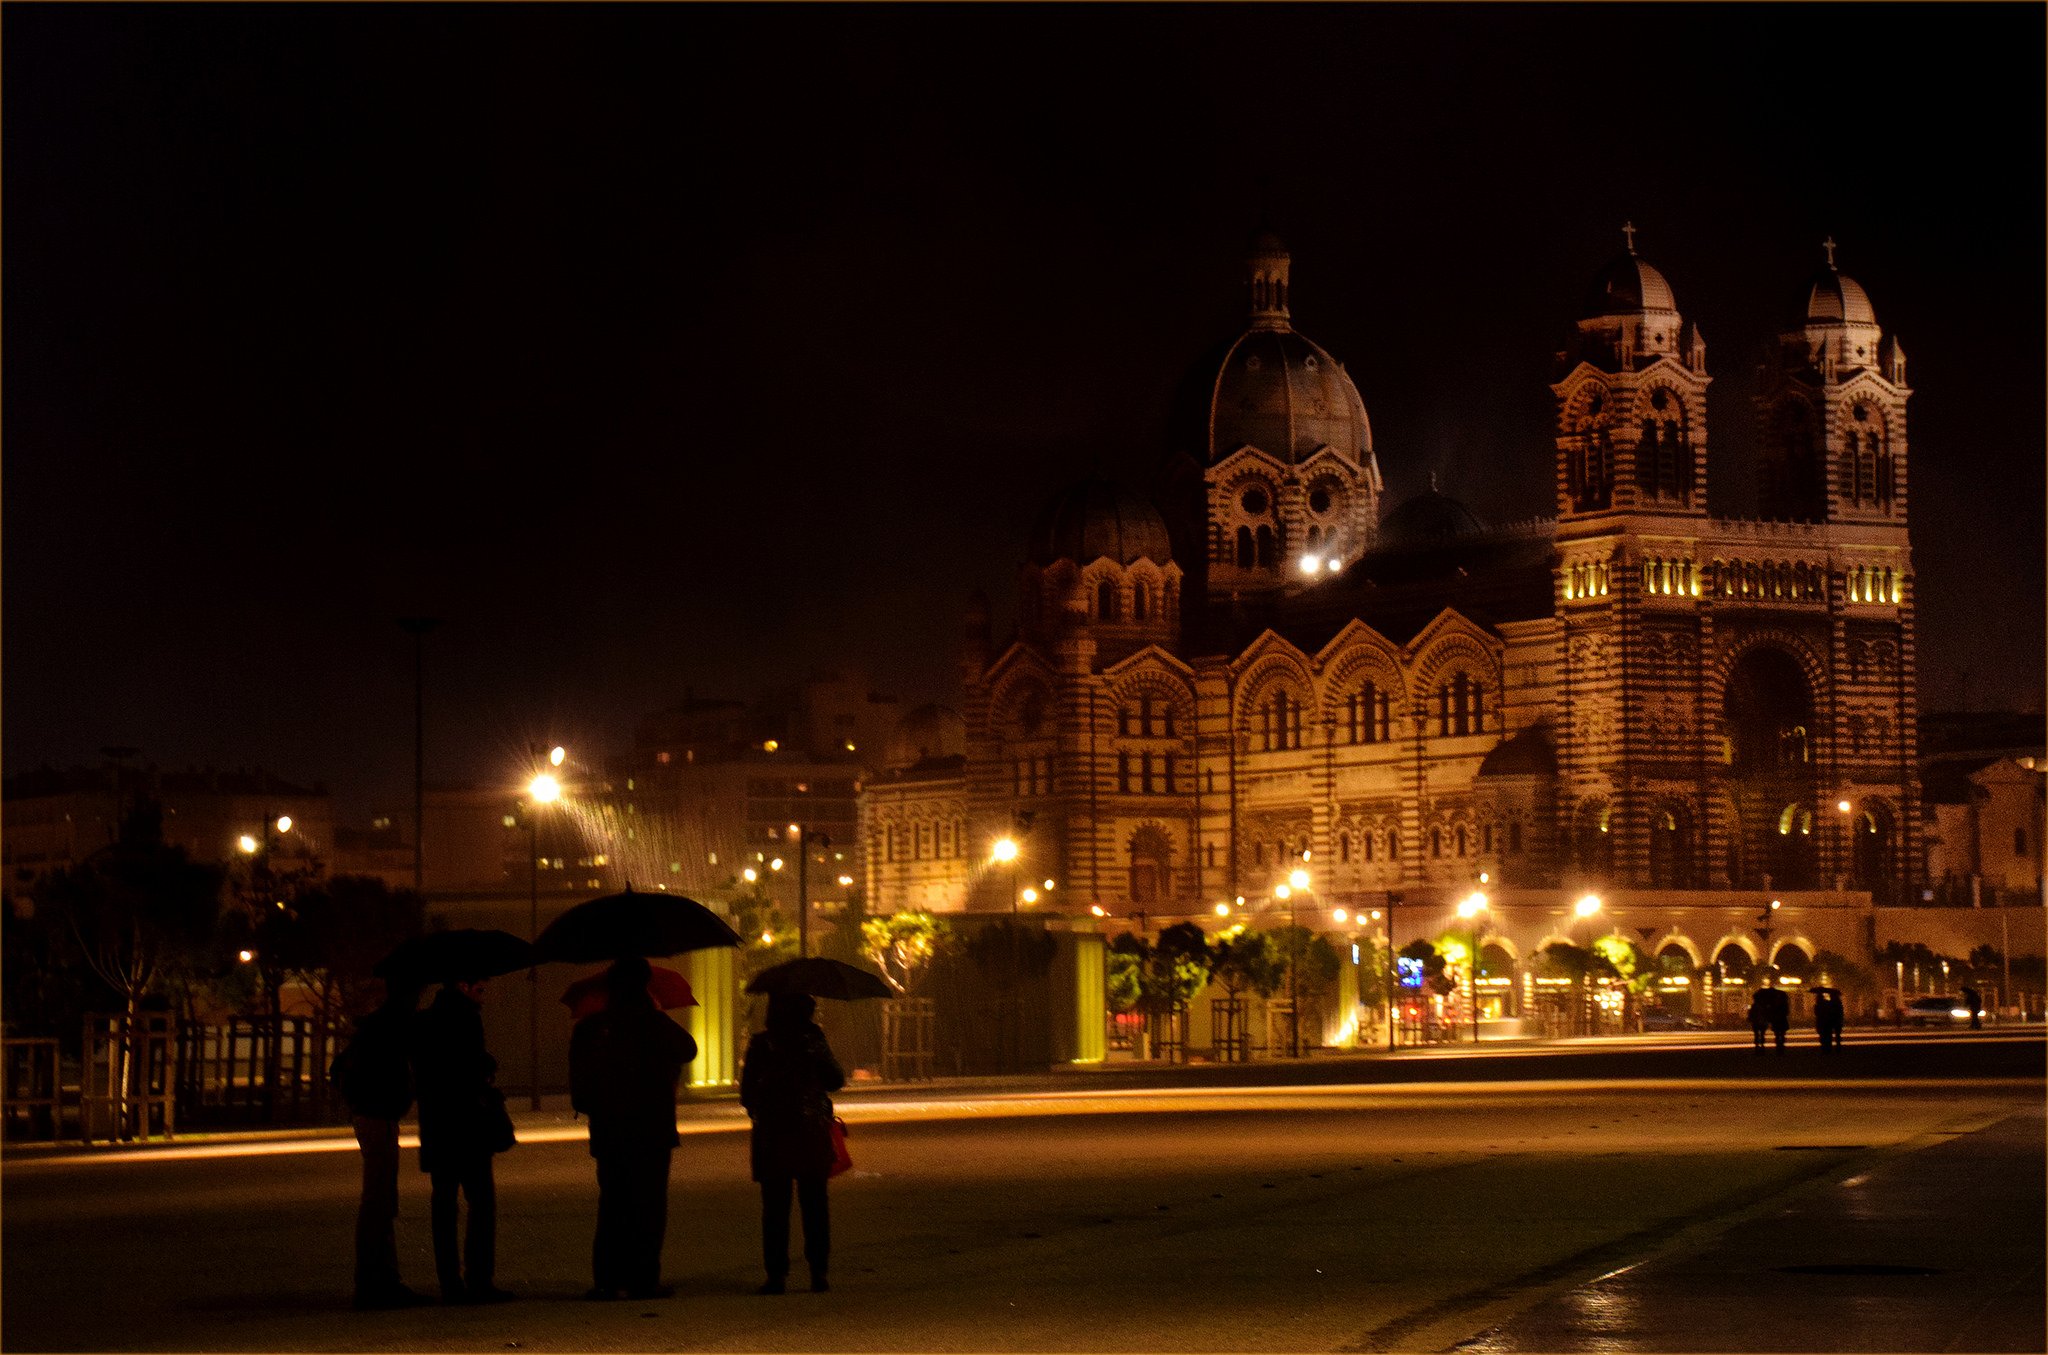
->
left=374, top=929, right=534, bottom=984
left=533, top=886, right=742, bottom=964
left=745, top=957, right=894, bottom=1001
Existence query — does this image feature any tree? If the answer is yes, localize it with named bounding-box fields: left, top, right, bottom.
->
left=1106, top=933, right=1147, bottom=1015
left=1210, top=927, right=1285, bottom=1001
left=726, top=876, right=799, bottom=980
left=1592, top=936, right=1655, bottom=1028
left=35, top=800, right=222, bottom=1134
left=1148, top=922, right=1214, bottom=1016
left=861, top=910, right=950, bottom=995
left=280, top=875, right=427, bottom=1024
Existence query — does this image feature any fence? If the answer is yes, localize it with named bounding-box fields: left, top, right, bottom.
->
left=880, top=997, right=935, bottom=1082
left=3, top=1038, right=62, bottom=1139
left=175, top=1016, right=344, bottom=1126
left=81, top=1013, right=176, bottom=1144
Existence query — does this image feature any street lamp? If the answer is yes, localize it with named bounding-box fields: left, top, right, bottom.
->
left=1457, top=891, right=1490, bottom=1042
left=524, top=756, right=566, bottom=1111
left=1384, top=891, right=1403, bottom=1052
left=1279, top=868, right=1311, bottom=1057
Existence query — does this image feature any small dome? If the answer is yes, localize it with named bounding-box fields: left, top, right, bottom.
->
left=885, top=704, right=965, bottom=770
left=1027, top=479, right=1173, bottom=566
left=1583, top=252, right=1678, bottom=318
left=1379, top=488, right=1486, bottom=548
left=1807, top=269, right=1875, bottom=326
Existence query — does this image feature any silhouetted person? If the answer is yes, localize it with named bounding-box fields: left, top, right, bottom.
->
left=1812, top=987, right=1846, bottom=1051
left=1962, top=985, right=1983, bottom=1029
left=740, top=992, right=845, bottom=1295
left=332, top=979, right=425, bottom=1309
left=414, top=978, right=512, bottom=1304
left=1748, top=986, right=1790, bottom=1050
left=570, top=956, right=697, bottom=1301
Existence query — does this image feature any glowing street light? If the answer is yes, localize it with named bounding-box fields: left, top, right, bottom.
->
left=275, top=815, right=293, bottom=835
left=1332, top=908, right=1349, bottom=924
left=743, top=867, right=758, bottom=883
left=1214, top=902, right=1232, bottom=917
left=528, top=773, right=562, bottom=804
left=1289, top=868, right=1311, bottom=891
left=1299, top=555, right=1322, bottom=575
left=837, top=874, right=854, bottom=887
left=523, top=748, right=569, bottom=1111
left=1020, top=887, right=1039, bottom=905
left=549, top=746, right=566, bottom=767
left=237, top=834, right=260, bottom=855
left=769, top=858, right=784, bottom=872
left=1090, top=904, right=1107, bottom=918
left=1274, top=884, right=1292, bottom=900
left=991, top=838, right=1019, bottom=864
left=1456, top=892, right=1490, bottom=1042
left=1042, top=879, right=1055, bottom=891
left=237, top=949, right=255, bottom=964
left=1836, top=799, right=1853, bottom=814
left=1575, top=894, right=1603, bottom=919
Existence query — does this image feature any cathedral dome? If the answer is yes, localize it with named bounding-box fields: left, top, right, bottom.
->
left=1202, top=234, right=1374, bottom=468
left=1026, top=479, right=1173, bottom=566
left=1582, top=251, right=1678, bottom=318
left=1806, top=269, right=1875, bottom=326
left=1208, top=328, right=1374, bottom=468
left=1379, top=486, right=1486, bottom=548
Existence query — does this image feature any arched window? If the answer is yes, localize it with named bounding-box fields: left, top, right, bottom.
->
left=1140, top=751, right=1155, bottom=794
left=1117, top=752, right=1130, bottom=793
left=1117, top=707, right=1132, bottom=736
left=1386, top=832, right=1400, bottom=862
left=1255, top=525, right=1277, bottom=566
left=1363, top=832, right=1376, bottom=863
left=1139, top=696, right=1154, bottom=736
left=1454, top=825, right=1469, bottom=857
left=1339, top=832, right=1351, bottom=863
left=1429, top=827, right=1443, bottom=858
left=1236, top=527, right=1255, bottom=567
left=1097, top=580, right=1118, bottom=620
left=1508, top=821, right=1522, bottom=854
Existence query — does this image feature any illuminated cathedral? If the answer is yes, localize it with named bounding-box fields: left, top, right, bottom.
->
left=862, top=231, right=1920, bottom=957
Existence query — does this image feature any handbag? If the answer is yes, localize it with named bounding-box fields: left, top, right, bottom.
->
left=827, top=1115, right=852, bottom=1177
left=482, top=1085, right=516, bottom=1155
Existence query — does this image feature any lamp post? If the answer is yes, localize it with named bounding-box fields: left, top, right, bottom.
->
left=992, top=835, right=1021, bottom=1070
left=1574, top=894, right=1602, bottom=1035
left=398, top=617, right=440, bottom=898
left=1457, top=892, right=1489, bottom=1042
left=525, top=748, right=565, bottom=1111
left=1385, top=890, right=1403, bottom=1052
left=1279, top=867, right=1310, bottom=1057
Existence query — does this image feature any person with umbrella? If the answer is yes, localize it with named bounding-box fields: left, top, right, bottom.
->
left=1812, top=985, right=1847, bottom=1051
left=330, top=976, right=426, bottom=1310
left=569, top=956, right=697, bottom=1301
left=741, top=960, right=882, bottom=1295
left=414, top=971, right=516, bottom=1304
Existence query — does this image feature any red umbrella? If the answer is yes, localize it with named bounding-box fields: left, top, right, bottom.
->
left=560, top=964, right=698, bottom=1021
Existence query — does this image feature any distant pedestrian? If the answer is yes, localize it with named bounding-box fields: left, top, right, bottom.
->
left=414, top=978, right=514, bottom=1304
left=1962, top=985, right=1983, bottom=1029
left=1812, top=986, right=1846, bottom=1051
left=570, top=956, right=697, bottom=1301
left=739, top=992, right=846, bottom=1295
left=331, top=979, right=425, bottom=1309
left=1748, top=985, right=1790, bottom=1050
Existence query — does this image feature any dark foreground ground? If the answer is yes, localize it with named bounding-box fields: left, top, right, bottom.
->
left=4, top=1033, right=2041, bottom=1353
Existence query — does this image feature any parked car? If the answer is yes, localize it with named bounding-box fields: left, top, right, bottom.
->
left=1640, top=1007, right=1704, bottom=1032
left=1904, top=995, right=1976, bottom=1026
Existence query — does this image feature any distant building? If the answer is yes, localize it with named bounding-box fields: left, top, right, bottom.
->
left=3, top=763, right=333, bottom=905
left=1920, top=711, right=2047, bottom=907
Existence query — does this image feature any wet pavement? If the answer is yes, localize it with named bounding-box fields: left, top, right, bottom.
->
left=1460, top=1103, right=2047, bottom=1352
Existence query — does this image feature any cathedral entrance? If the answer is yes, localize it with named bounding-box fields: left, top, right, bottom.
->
left=1723, top=646, right=1819, bottom=888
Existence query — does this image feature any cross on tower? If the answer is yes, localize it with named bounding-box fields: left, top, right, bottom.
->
left=1622, top=220, right=1636, bottom=253
left=1822, top=236, right=1837, bottom=269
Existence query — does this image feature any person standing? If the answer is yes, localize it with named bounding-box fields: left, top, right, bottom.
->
left=1962, top=984, right=1983, bottom=1029
left=414, top=977, right=513, bottom=1304
left=1812, top=986, right=1846, bottom=1051
left=570, top=956, right=697, bottom=1301
left=739, top=992, right=845, bottom=1295
left=332, top=979, right=425, bottom=1309
left=1746, top=986, right=1772, bottom=1052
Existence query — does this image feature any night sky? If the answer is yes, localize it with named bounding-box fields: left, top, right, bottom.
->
left=7, top=4, right=2042, bottom=819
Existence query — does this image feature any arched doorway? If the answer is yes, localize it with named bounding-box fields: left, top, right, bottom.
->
left=1648, top=803, right=1691, bottom=887
left=1852, top=803, right=1896, bottom=902
left=1724, top=647, right=1819, bottom=887
left=1572, top=799, right=1613, bottom=879
left=1126, top=826, right=1173, bottom=905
